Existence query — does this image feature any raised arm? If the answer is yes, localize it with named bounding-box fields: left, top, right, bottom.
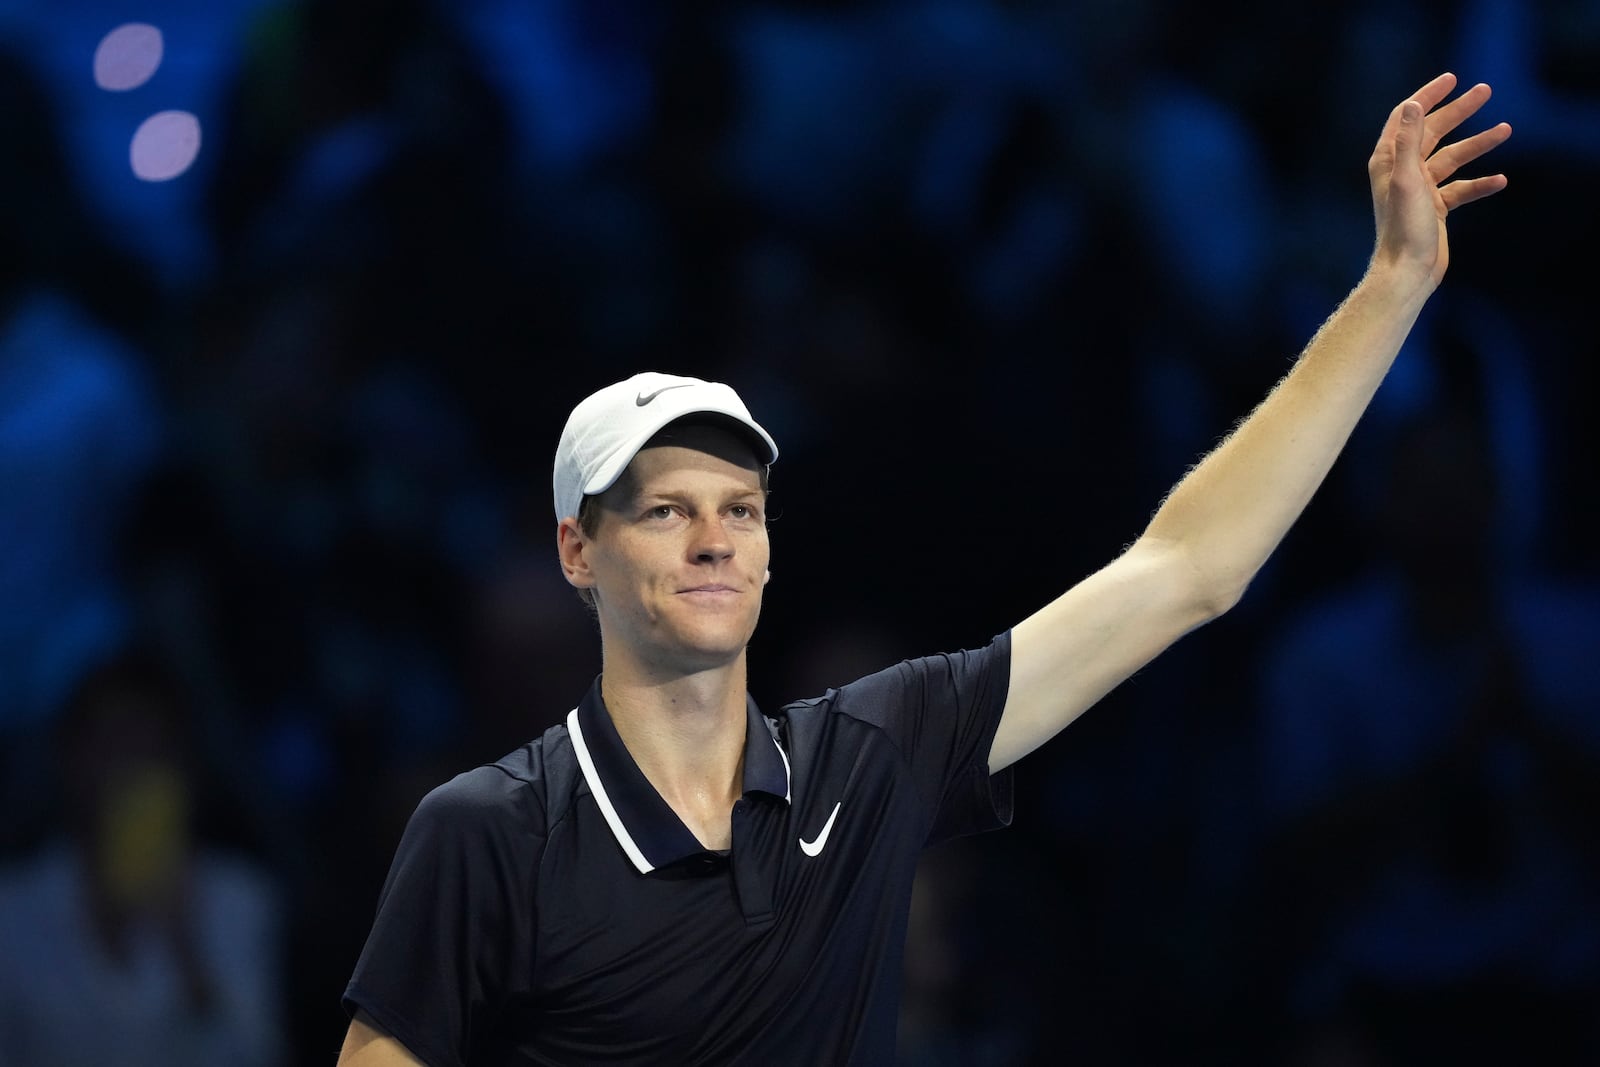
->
left=990, top=74, right=1511, bottom=771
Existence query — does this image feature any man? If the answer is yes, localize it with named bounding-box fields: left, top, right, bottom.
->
left=0, top=652, right=286, bottom=1066
left=338, top=74, right=1510, bottom=1065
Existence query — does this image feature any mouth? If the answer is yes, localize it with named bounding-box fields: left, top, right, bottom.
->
left=678, top=584, right=739, bottom=595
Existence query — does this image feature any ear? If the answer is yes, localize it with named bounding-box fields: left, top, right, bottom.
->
left=763, top=568, right=771, bottom=586
left=557, top=518, right=597, bottom=591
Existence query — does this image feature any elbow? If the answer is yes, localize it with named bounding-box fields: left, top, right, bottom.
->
left=1177, top=549, right=1252, bottom=624
left=1135, top=536, right=1249, bottom=627
left=1199, top=575, right=1250, bottom=621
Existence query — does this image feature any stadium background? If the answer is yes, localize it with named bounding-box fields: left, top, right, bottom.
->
left=1, top=1, right=1597, bottom=1063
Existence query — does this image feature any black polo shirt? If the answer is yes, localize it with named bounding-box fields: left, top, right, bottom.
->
left=344, top=632, right=1013, bottom=1066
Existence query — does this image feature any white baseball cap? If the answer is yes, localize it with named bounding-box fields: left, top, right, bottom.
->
left=553, top=371, right=779, bottom=523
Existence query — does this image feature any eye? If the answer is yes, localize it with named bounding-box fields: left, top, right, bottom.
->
left=728, top=503, right=759, bottom=521
left=647, top=505, right=677, bottom=521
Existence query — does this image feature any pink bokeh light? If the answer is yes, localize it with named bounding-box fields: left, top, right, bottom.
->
left=130, top=110, right=202, bottom=181
left=93, top=23, right=164, bottom=92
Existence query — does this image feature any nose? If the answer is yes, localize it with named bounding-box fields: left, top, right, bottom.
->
left=689, top=514, right=734, bottom=563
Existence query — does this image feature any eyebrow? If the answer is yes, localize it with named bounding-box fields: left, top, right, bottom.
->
left=633, top=485, right=766, bottom=507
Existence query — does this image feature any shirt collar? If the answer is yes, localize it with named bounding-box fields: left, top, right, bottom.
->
left=567, top=679, right=791, bottom=874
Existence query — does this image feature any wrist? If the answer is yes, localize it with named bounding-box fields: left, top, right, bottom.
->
left=1361, top=255, right=1439, bottom=308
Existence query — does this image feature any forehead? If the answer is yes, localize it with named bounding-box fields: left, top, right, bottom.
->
left=625, top=422, right=766, bottom=491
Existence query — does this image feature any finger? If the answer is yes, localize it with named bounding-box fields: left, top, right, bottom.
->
left=1421, top=82, right=1495, bottom=154
left=1441, top=173, right=1509, bottom=211
left=1373, top=73, right=1458, bottom=165
left=1407, top=72, right=1459, bottom=115
left=1427, top=121, right=1513, bottom=184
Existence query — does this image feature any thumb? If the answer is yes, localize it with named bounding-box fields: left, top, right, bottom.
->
left=1395, top=99, right=1424, bottom=165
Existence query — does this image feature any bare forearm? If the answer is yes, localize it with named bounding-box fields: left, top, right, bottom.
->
left=994, top=78, right=1505, bottom=769
left=1142, top=261, right=1435, bottom=610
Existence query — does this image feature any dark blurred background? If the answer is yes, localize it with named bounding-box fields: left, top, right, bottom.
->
left=0, top=1, right=1596, bottom=1065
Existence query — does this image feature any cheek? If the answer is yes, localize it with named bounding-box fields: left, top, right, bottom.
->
left=592, top=545, right=664, bottom=601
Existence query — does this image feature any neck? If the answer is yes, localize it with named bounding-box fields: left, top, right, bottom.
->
left=599, top=651, right=750, bottom=850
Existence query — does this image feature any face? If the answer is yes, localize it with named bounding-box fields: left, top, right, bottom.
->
left=559, top=424, right=770, bottom=674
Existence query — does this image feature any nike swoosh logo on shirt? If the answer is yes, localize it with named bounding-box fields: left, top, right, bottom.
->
left=799, top=801, right=841, bottom=857
left=635, top=383, right=696, bottom=406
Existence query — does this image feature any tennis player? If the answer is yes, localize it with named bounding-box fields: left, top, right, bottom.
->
left=337, top=74, right=1510, bottom=1065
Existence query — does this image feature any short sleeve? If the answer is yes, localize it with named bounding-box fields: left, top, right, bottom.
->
left=343, top=767, right=542, bottom=1067
left=830, top=630, right=1014, bottom=844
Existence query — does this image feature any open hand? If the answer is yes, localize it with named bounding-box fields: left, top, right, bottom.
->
left=1369, top=73, right=1512, bottom=286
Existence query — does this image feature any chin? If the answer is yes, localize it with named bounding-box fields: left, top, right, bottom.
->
left=683, top=628, right=756, bottom=661
left=668, top=621, right=759, bottom=668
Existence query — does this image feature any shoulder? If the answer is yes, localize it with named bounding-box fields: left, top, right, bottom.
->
left=410, top=723, right=581, bottom=843
left=783, top=631, right=1012, bottom=721
left=775, top=633, right=1012, bottom=778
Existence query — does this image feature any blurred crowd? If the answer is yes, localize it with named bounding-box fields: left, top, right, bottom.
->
left=1, top=1, right=1597, bottom=1064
